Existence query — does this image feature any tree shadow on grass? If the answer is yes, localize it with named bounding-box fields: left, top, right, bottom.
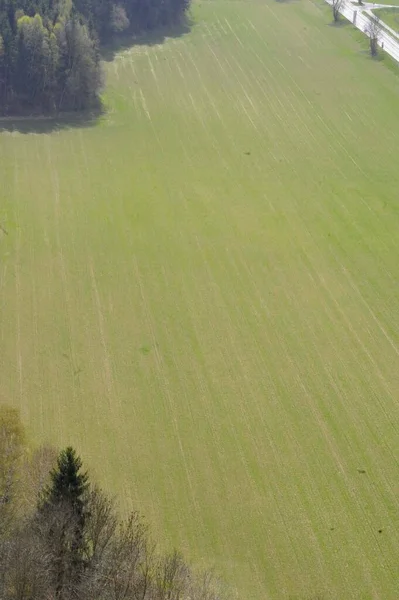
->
left=367, top=50, right=389, bottom=63
left=0, top=17, right=193, bottom=134
left=0, top=105, right=105, bottom=135
left=101, top=17, right=193, bottom=62
left=355, top=43, right=399, bottom=75
left=328, top=19, right=351, bottom=27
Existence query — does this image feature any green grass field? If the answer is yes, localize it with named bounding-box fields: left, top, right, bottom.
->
left=1, top=0, right=399, bottom=598
left=367, top=0, right=399, bottom=5
left=374, top=7, right=399, bottom=31
left=370, top=0, right=399, bottom=5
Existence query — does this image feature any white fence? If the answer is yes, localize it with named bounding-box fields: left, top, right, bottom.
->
left=324, top=0, right=399, bottom=63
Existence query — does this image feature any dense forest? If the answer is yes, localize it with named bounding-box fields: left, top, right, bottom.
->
left=0, top=406, right=225, bottom=600
left=0, top=0, right=191, bottom=113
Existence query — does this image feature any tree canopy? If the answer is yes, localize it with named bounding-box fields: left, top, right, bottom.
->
left=0, top=423, right=227, bottom=600
left=0, top=0, right=191, bottom=113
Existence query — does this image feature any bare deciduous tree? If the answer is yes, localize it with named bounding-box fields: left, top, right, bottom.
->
left=0, top=522, right=52, bottom=600
left=154, top=550, right=190, bottom=600
left=0, top=443, right=229, bottom=600
left=332, top=0, right=345, bottom=23
left=189, top=569, right=231, bottom=600
left=366, top=14, right=382, bottom=56
left=19, top=445, right=58, bottom=514
left=84, top=485, right=118, bottom=563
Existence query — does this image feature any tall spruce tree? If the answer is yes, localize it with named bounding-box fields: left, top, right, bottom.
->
left=38, top=447, right=89, bottom=599
left=40, top=446, right=88, bottom=511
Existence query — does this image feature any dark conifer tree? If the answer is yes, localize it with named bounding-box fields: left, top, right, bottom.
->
left=38, top=447, right=89, bottom=599
left=39, top=446, right=88, bottom=513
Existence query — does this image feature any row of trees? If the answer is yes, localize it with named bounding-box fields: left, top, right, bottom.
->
left=331, top=0, right=383, bottom=57
left=0, top=0, right=191, bottom=113
left=0, top=406, right=226, bottom=600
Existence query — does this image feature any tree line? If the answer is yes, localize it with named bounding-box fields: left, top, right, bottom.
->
left=0, top=0, right=191, bottom=113
left=0, top=405, right=227, bottom=600
left=331, top=0, right=383, bottom=57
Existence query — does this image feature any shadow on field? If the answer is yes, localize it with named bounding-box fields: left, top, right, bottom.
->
left=0, top=105, right=105, bottom=135
left=101, top=17, right=193, bottom=62
left=328, top=19, right=351, bottom=27
left=0, top=18, right=192, bottom=134
left=358, top=46, right=386, bottom=62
